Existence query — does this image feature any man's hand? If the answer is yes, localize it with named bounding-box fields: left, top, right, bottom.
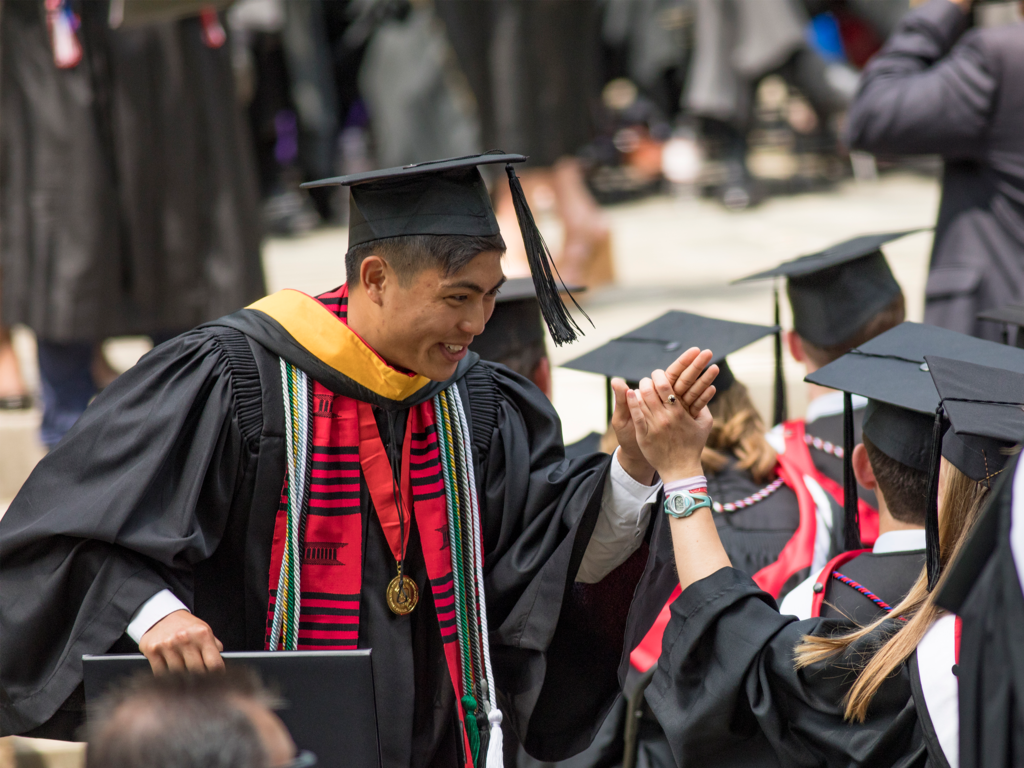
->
left=139, top=610, right=225, bottom=674
left=625, top=350, right=718, bottom=482
left=610, top=377, right=656, bottom=484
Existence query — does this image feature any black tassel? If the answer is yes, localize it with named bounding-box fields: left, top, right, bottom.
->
left=772, top=283, right=787, bottom=426
left=505, top=164, right=591, bottom=346
left=925, top=406, right=945, bottom=591
left=842, top=392, right=861, bottom=551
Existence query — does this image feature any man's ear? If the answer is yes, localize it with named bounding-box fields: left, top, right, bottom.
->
left=359, top=255, right=389, bottom=307
left=786, top=330, right=805, bottom=363
left=851, top=442, right=877, bottom=491
left=531, top=356, right=552, bottom=400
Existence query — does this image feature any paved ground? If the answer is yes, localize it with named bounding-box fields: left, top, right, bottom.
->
left=0, top=171, right=940, bottom=506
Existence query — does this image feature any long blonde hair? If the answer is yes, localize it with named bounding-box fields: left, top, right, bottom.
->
left=793, top=460, right=991, bottom=722
left=596, top=382, right=777, bottom=483
left=701, top=382, right=777, bottom=483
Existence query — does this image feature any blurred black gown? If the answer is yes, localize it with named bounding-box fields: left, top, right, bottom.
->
left=0, top=295, right=675, bottom=767
left=0, top=1, right=263, bottom=342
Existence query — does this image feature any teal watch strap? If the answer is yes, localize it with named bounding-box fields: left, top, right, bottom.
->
left=663, top=491, right=713, bottom=519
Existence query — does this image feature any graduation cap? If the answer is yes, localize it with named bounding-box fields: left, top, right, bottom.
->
left=471, top=277, right=584, bottom=367
left=977, top=303, right=1024, bottom=347
left=301, top=151, right=589, bottom=346
left=734, top=230, right=919, bottom=349
left=562, top=311, right=780, bottom=425
left=807, top=321, right=1024, bottom=588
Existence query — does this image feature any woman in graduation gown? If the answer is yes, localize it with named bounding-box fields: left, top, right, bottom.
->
left=624, top=360, right=1013, bottom=767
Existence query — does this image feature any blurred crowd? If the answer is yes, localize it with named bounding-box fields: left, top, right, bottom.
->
left=0, top=0, right=1019, bottom=449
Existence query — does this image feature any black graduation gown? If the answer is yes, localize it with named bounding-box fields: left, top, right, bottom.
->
left=846, top=0, right=1024, bottom=343
left=804, top=407, right=878, bottom=510
left=819, top=550, right=925, bottom=626
left=646, top=567, right=943, bottom=767
left=563, top=432, right=604, bottom=462
left=0, top=2, right=263, bottom=341
left=708, top=459, right=801, bottom=579
left=936, top=453, right=1024, bottom=768
left=0, top=317, right=676, bottom=766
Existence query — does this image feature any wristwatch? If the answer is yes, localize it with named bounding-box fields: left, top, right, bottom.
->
left=663, top=491, right=713, bottom=519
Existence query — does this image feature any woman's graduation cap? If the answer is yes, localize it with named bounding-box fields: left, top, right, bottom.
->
left=562, top=310, right=779, bottom=424
left=301, top=151, right=589, bottom=346
left=807, top=321, right=1024, bottom=589
left=734, top=230, right=920, bottom=422
left=977, top=303, right=1024, bottom=347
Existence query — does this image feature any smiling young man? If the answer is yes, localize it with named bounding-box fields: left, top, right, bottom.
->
left=1, top=154, right=711, bottom=768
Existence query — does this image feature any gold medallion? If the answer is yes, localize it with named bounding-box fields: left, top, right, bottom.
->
left=387, top=574, right=419, bottom=615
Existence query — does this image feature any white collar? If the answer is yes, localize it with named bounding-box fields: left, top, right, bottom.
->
left=872, top=528, right=927, bottom=554
left=805, top=391, right=867, bottom=425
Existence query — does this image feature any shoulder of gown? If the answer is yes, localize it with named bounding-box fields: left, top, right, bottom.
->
left=0, top=325, right=269, bottom=735
left=647, top=567, right=931, bottom=768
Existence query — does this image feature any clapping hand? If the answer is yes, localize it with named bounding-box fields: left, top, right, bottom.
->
left=611, top=347, right=718, bottom=483
left=623, top=349, right=718, bottom=483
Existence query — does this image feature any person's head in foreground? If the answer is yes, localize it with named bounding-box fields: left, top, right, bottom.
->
left=302, top=153, right=585, bottom=383
left=86, top=668, right=308, bottom=768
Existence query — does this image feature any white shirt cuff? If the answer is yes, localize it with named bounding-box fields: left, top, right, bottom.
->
left=126, top=589, right=189, bottom=644
left=575, top=449, right=662, bottom=583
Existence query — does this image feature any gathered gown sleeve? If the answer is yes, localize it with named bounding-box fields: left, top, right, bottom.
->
left=0, top=327, right=262, bottom=735
left=464, top=363, right=678, bottom=760
left=646, top=567, right=930, bottom=768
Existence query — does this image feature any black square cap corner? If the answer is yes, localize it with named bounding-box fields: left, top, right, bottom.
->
left=924, top=356, right=1024, bottom=444
left=562, top=310, right=777, bottom=381
left=734, top=229, right=926, bottom=282
left=300, top=152, right=528, bottom=189
left=977, top=303, right=1024, bottom=327
left=806, top=321, right=1024, bottom=415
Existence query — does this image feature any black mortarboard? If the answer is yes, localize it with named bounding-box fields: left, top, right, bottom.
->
left=807, top=321, right=1024, bottom=587
left=562, top=311, right=779, bottom=424
left=977, top=303, right=1024, bottom=347
left=302, top=152, right=588, bottom=345
left=471, top=277, right=584, bottom=367
left=734, top=230, right=918, bottom=348
left=925, top=356, right=1024, bottom=483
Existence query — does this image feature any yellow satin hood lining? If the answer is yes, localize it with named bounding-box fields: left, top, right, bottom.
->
left=247, top=290, right=432, bottom=402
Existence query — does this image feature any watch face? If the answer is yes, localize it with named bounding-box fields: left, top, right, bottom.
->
left=670, top=494, right=691, bottom=513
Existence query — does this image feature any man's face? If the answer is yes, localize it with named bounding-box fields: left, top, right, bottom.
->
left=376, top=251, right=505, bottom=381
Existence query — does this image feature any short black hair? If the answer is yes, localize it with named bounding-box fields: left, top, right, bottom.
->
left=85, top=669, right=275, bottom=768
left=345, top=233, right=507, bottom=286
left=492, top=340, right=547, bottom=382
left=863, top=433, right=929, bottom=526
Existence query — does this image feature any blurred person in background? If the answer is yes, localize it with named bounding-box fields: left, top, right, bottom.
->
left=86, top=669, right=305, bottom=768
left=0, top=320, right=30, bottom=411
left=847, top=0, right=1024, bottom=342
left=436, top=0, right=614, bottom=289
left=1, top=0, right=265, bottom=448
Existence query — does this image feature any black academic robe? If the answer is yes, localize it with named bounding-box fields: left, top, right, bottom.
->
left=847, top=0, right=1024, bottom=343
left=0, top=318, right=676, bottom=765
left=709, top=459, right=801, bottom=579
left=819, top=549, right=925, bottom=626
left=936, top=452, right=1024, bottom=768
left=646, top=567, right=944, bottom=767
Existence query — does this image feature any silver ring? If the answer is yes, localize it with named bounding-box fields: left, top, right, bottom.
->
left=667, top=394, right=678, bottom=404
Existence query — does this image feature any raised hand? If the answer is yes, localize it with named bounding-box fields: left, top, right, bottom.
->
left=625, top=350, right=718, bottom=482
left=610, top=376, right=656, bottom=484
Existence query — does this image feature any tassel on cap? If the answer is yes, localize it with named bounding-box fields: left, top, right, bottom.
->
left=925, top=406, right=945, bottom=591
left=772, top=283, right=787, bottom=426
left=505, top=164, right=591, bottom=346
left=842, top=392, right=862, bottom=551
